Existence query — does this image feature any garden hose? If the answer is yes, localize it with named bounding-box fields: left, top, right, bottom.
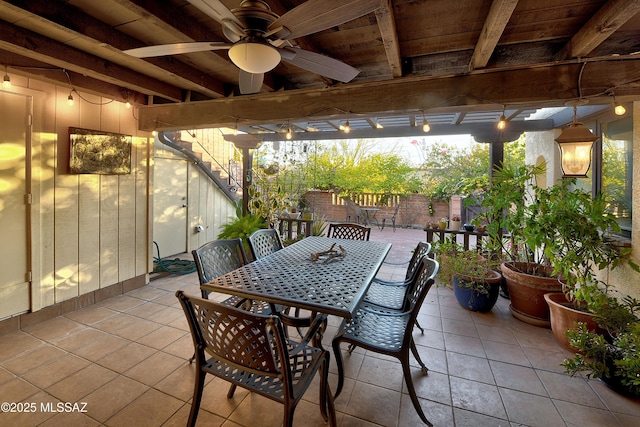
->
left=153, top=241, right=196, bottom=275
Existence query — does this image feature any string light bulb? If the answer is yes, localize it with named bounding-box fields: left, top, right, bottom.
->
left=614, top=100, right=626, bottom=116
left=422, top=111, right=430, bottom=133
left=125, top=100, right=131, bottom=109
left=285, top=125, right=293, bottom=140
left=343, top=119, right=350, bottom=134
left=497, top=111, right=506, bottom=130
left=233, top=119, right=239, bottom=136
left=2, top=66, right=10, bottom=89
left=67, top=90, right=75, bottom=107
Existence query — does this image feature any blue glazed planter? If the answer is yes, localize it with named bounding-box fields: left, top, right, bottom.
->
left=452, top=270, right=502, bottom=312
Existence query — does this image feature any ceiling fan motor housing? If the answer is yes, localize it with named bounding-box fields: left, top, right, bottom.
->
left=232, top=0, right=279, bottom=36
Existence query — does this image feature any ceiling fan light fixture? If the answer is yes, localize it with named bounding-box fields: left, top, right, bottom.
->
left=228, top=40, right=280, bottom=74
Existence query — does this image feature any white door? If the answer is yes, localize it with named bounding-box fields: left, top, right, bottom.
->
left=153, top=158, right=188, bottom=257
left=0, top=91, right=30, bottom=319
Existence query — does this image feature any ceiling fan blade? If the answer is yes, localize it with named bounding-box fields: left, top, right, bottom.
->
left=280, top=48, right=359, bottom=83
left=124, top=42, right=230, bottom=58
left=239, top=70, right=264, bottom=94
left=270, top=0, right=381, bottom=40
left=187, top=0, right=243, bottom=29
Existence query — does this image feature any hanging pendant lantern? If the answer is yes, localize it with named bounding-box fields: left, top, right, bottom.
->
left=555, top=103, right=598, bottom=178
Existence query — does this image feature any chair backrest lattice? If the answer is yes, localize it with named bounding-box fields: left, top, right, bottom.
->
left=405, top=257, right=439, bottom=314
left=192, top=239, right=248, bottom=298
left=404, top=242, right=432, bottom=281
left=248, top=229, right=284, bottom=260
left=328, top=223, right=371, bottom=241
left=177, top=292, right=284, bottom=377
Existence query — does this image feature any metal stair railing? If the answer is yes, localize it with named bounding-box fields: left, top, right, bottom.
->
left=157, top=131, right=241, bottom=201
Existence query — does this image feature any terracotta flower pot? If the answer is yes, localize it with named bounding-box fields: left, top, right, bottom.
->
left=544, top=292, right=603, bottom=352
left=500, top=262, right=563, bottom=327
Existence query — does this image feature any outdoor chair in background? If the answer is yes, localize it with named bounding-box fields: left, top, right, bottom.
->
left=248, top=228, right=284, bottom=260
left=331, top=257, right=439, bottom=427
left=327, top=223, right=371, bottom=240
left=364, top=241, right=432, bottom=332
left=248, top=228, right=314, bottom=336
left=380, top=202, right=401, bottom=231
left=343, top=197, right=363, bottom=224
left=176, top=291, right=336, bottom=427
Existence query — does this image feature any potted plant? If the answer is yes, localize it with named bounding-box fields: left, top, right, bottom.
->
left=433, top=239, right=502, bottom=312
left=449, top=215, right=461, bottom=230
left=478, top=162, right=632, bottom=327
left=217, top=201, right=267, bottom=258
left=540, top=186, right=637, bottom=349
left=448, top=247, right=502, bottom=312
left=432, top=238, right=462, bottom=286
left=476, top=162, right=564, bottom=325
left=438, top=217, right=448, bottom=230
left=312, top=215, right=328, bottom=237
left=562, top=293, right=640, bottom=397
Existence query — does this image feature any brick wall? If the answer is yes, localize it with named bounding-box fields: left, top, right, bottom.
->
left=302, top=191, right=450, bottom=228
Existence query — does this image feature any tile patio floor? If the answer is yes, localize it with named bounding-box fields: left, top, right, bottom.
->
left=1, top=226, right=639, bottom=426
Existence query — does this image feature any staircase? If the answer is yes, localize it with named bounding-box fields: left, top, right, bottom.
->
left=157, top=130, right=242, bottom=202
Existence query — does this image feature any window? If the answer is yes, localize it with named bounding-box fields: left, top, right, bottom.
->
left=601, top=116, right=633, bottom=238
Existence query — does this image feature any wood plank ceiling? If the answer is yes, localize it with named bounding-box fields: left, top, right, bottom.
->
left=2, top=0, right=640, bottom=141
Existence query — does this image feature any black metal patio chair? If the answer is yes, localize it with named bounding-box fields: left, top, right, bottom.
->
left=327, top=222, right=371, bottom=240
left=381, top=202, right=401, bottom=231
left=192, top=238, right=251, bottom=300
left=363, top=241, right=432, bottom=332
left=176, top=291, right=336, bottom=427
left=247, top=228, right=284, bottom=260
left=331, top=257, right=439, bottom=426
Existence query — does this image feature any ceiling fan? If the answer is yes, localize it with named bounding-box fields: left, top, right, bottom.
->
left=124, top=0, right=381, bottom=94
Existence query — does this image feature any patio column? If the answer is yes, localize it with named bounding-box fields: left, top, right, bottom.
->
left=233, top=140, right=261, bottom=216
left=490, top=141, right=504, bottom=181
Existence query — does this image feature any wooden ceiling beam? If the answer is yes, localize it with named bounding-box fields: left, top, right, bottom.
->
left=0, top=0, right=227, bottom=98
left=469, top=0, right=519, bottom=71
left=138, top=58, right=640, bottom=131
left=0, top=49, right=147, bottom=104
left=0, top=21, right=186, bottom=101
left=555, top=0, right=640, bottom=60
left=375, top=0, right=403, bottom=77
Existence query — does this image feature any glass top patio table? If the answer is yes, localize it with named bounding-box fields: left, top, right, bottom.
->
left=201, top=236, right=391, bottom=319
